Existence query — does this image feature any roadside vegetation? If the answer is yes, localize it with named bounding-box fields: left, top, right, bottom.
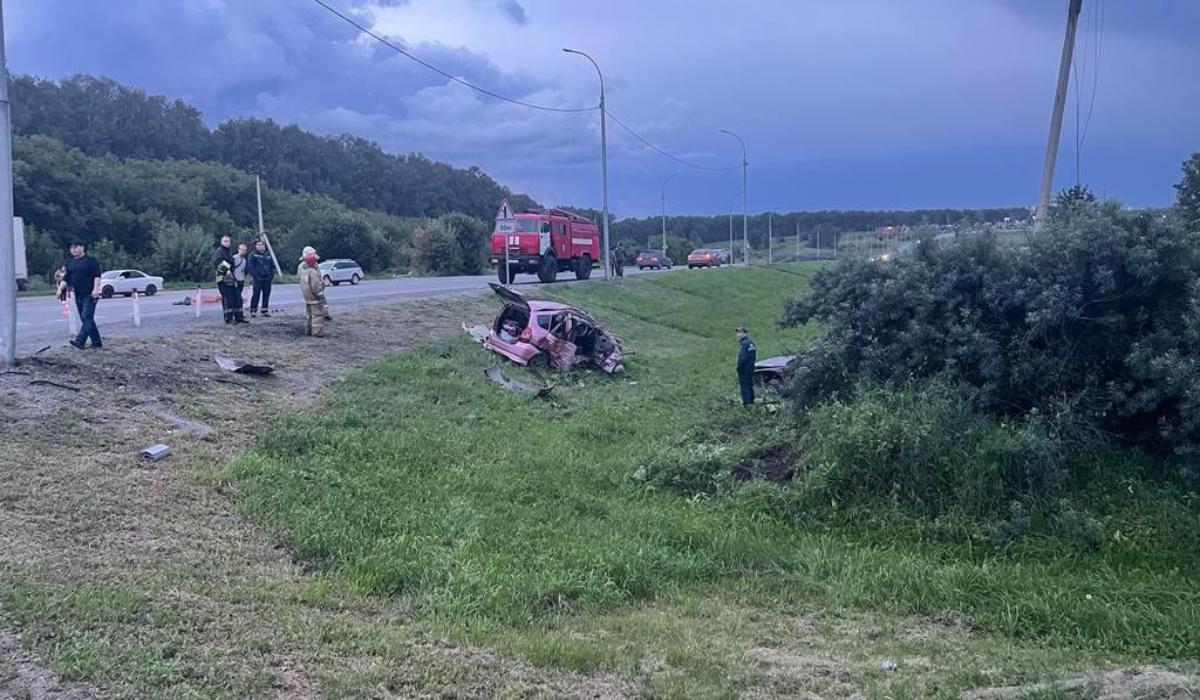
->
left=221, top=218, right=1199, bottom=696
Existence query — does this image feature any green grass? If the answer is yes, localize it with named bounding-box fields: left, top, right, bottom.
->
left=226, top=264, right=1200, bottom=694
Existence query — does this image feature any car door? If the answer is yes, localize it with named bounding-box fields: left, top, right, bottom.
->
left=127, top=270, right=145, bottom=292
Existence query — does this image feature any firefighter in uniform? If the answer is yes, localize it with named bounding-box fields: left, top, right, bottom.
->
left=212, top=235, right=247, bottom=324
left=736, top=326, right=757, bottom=406
left=297, top=246, right=328, bottom=337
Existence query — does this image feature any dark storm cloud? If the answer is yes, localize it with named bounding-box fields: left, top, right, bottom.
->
left=497, top=0, right=528, bottom=26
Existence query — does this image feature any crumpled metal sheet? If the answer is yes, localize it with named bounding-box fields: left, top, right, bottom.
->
left=484, top=365, right=554, bottom=398
left=214, top=355, right=274, bottom=375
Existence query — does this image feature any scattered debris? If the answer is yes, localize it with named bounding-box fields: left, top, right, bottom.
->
left=463, top=322, right=490, bottom=344
left=139, top=443, right=171, bottom=462
left=214, top=355, right=275, bottom=375
left=484, top=365, right=554, bottom=398
left=29, top=379, right=80, bottom=393
left=150, top=409, right=214, bottom=439
left=172, top=296, right=192, bottom=306
left=481, top=283, right=625, bottom=374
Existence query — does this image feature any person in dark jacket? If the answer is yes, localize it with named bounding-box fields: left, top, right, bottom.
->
left=58, top=241, right=103, bottom=349
left=246, top=239, right=275, bottom=317
left=736, top=326, right=757, bottom=406
left=211, top=235, right=247, bottom=324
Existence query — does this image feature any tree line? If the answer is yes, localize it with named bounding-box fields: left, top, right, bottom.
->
left=16, top=135, right=490, bottom=283
left=10, top=74, right=538, bottom=222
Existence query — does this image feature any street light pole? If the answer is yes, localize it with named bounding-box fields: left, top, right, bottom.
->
left=720, top=130, right=748, bottom=265
left=563, top=48, right=610, bottom=280
left=660, top=172, right=678, bottom=254
left=728, top=192, right=738, bottom=263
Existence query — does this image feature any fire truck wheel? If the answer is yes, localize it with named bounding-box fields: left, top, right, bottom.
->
left=537, top=254, right=558, bottom=283
left=497, top=265, right=514, bottom=284
left=575, top=254, right=592, bottom=280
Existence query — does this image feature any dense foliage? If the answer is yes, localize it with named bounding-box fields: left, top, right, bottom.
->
left=11, top=74, right=538, bottom=222
left=14, top=135, right=491, bottom=281
left=782, top=158, right=1200, bottom=502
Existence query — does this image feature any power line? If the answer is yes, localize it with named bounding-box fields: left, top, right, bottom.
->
left=312, top=0, right=739, bottom=173
left=607, top=111, right=740, bottom=172
left=310, top=0, right=597, bottom=114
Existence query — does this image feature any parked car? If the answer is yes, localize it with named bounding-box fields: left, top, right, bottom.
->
left=319, top=259, right=364, bottom=286
left=753, top=355, right=796, bottom=391
left=635, top=250, right=673, bottom=270
left=483, top=283, right=624, bottom=373
left=99, top=269, right=164, bottom=298
left=687, top=248, right=722, bottom=268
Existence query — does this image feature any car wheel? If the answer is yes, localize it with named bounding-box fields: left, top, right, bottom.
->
left=528, top=351, right=550, bottom=371
left=144, top=284, right=157, bottom=296
left=574, top=253, right=592, bottom=280
left=101, top=286, right=114, bottom=299
left=351, top=274, right=360, bottom=285
left=322, top=275, right=332, bottom=286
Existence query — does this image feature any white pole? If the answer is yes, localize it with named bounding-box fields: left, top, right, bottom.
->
left=564, top=49, right=611, bottom=280
left=64, top=291, right=79, bottom=337
left=132, top=290, right=141, bottom=327
left=0, top=0, right=16, bottom=366
left=256, top=175, right=283, bottom=276
left=1035, top=0, right=1083, bottom=230
left=721, top=130, right=748, bottom=266
left=194, top=287, right=202, bottom=317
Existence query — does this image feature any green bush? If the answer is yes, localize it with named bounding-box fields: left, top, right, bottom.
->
left=781, top=177, right=1200, bottom=465
left=798, top=380, right=1070, bottom=517
left=149, top=221, right=211, bottom=282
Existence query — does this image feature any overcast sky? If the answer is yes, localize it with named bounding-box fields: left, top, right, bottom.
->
left=8, top=0, right=1199, bottom=216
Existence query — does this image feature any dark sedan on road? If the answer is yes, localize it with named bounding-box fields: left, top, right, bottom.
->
left=687, top=249, right=722, bottom=268
left=636, top=250, right=673, bottom=270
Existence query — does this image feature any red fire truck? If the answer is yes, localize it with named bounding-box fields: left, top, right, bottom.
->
left=490, top=206, right=600, bottom=284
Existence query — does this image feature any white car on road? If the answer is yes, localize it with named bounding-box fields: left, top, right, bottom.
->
left=319, top=259, right=364, bottom=286
left=100, top=269, right=164, bottom=298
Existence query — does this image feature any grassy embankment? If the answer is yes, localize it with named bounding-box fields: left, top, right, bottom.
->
left=226, top=264, right=1199, bottom=696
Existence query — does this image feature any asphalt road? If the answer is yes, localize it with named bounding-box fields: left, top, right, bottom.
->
left=15, top=266, right=671, bottom=354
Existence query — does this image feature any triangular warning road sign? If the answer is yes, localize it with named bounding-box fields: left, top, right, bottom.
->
left=496, top=199, right=514, bottom=221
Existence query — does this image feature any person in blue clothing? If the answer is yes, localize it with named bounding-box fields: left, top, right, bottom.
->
left=58, top=241, right=103, bottom=349
left=246, top=239, right=276, bottom=317
left=736, top=326, right=757, bottom=406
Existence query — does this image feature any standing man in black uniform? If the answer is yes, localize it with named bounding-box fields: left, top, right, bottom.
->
left=736, top=326, right=757, bottom=406
left=247, top=239, right=275, bottom=317
left=211, top=235, right=247, bottom=324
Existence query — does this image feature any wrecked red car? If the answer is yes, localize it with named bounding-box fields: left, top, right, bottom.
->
left=483, top=283, right=624, bottom=373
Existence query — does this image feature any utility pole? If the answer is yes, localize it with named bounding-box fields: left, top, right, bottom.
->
left=728, top=194, right=735, bottom=264
left=255, top=176, right=283, bottom=276
left=564, top=49, right=611, bottom=279
left=1034, top=0, right=1083, bottom=230
left=721, top=130, right=748, bottom=265
left=660, top=172, right=678, bottom=254
left=0, top=0, right=16, bottom=367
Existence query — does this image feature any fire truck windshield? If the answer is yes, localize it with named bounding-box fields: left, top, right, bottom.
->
left=515, top=219, right=549, bottom=233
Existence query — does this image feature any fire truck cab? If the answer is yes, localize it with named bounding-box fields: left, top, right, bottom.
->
left=490, top=208, right=600, bottom=284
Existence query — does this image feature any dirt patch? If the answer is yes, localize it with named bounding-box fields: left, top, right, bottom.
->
left=741, top=647, right=861, bottom=699
left=961, top=666, right=1199, bottom=700
left=0, top=623, right=94, bottom=700
left=733, top=443, right=798, bottom=484
left=0, top=295, right=642, bottom=699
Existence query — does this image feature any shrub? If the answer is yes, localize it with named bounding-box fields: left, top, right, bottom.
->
left=798, top=380, right=1069, bottom=517
left=149, top=220, right=212, bottom=283
left=781, top=197, right=1200, bottom=463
